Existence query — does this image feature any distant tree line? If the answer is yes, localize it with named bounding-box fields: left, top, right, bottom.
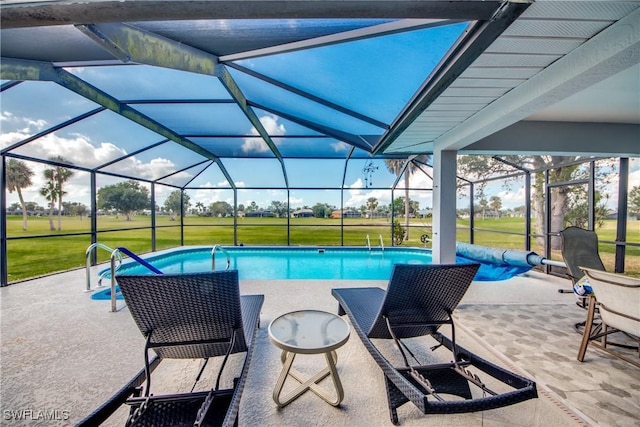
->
left=6, top=157, right=639, bottom=236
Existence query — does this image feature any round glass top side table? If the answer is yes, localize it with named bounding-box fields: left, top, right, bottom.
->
left=268, top=309, right=350, bottom=407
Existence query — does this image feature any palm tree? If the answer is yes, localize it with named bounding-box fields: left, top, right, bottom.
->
left=384, top=155, right=430, bottom=240
left=489, top=195, right=502, bottom=218
left=478, top=197, right=488, bottom=220
left=43, top=156, right=74, bottom=230
left=366, top=197, right=378, bottom=219
left=40, top=174, right=57, bottom=231
left=6, top=159, right=34, bottom=231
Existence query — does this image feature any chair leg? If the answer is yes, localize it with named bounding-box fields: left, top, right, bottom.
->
left=384, top=375, right=408, bottom=425
left=601, top=324, right=609, bottom=348
left=577, top=296, right=597, bottom=362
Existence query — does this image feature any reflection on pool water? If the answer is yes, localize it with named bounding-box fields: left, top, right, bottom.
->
left=92, top=246, right=532, bottom=300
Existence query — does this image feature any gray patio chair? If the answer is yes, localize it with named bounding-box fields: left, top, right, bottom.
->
left=77, top=270, right=264, bottom=427
left=578, top=267, right=640, bottom=368
left=560, top=226, right=606, bottom=290
left=559, top=226, right=607, bottom=331
left=332, top=263, right=537, bottom=425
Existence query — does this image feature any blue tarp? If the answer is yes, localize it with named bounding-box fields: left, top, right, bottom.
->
left=456, top=242, right=544, bottom=281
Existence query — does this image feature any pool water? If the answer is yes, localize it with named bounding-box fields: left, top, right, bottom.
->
left=138, top=247, right=439, bottom=280
left=92, top=246, right=532, bottom=300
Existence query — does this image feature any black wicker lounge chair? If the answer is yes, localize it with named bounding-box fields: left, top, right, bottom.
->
left=78, top=271, right=264, bottom=427
left=332, top=263, right=537, bottom=424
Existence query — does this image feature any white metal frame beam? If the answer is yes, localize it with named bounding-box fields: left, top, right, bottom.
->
left=0, top=0, right=505, bottom=29
left=432, top=7, right=640, bottom=152
left=220, top=19, right=454, bottom=61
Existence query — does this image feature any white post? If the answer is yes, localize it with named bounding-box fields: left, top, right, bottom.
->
left=432, top=149, right=457, bottom=264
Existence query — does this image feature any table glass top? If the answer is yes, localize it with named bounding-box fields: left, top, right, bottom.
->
left=269, top=310, right=350, bottom=352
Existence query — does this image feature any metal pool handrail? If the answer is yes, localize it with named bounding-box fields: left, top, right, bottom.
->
left=108, top=247, right=164, bottom=313
left=366, top=234, right=384, bottom=252
left=212, top=245, right=231, bottom=271
left=85, top=243, right=122, bottom=292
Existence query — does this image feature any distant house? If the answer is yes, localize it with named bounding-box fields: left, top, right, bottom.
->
left=245, top=210, right=274, bottom=218
left=477, top=210, right=499, bottom=218
left=331, top=210, right=361, bottom=218
left=604, top=211, right=638, bottom=220
left=366, top=211, right=388, bottom=219
left=417, top=208, right=432, bottom=218
left=292, top=209, right=314, bottom=218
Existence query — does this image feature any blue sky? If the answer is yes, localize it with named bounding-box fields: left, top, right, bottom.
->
left=1, top=83, right=638, bottom=212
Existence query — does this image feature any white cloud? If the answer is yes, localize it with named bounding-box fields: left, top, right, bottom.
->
left=330, top=141, right=351, bottom=152
left=629, top=168, right=640, bottom=187
left=0, top=130, right=30, bottom=150
left=2, top=130, right=194, bottom=208
left=345, top=181, right=391, bottom=207
left=259, top=114, right=286, bottom=135
left=0, top=111, right=48, bottom=135
left=599, top=164, right=640, bottom=209
left=408, top=172, right=433, bottom=189
left=496, top=187, right=526, bottom=208
left=207, top=180, right=229, bottom=187
left=349, top=178, right=364, bottom=189
left=183, top=187, right=235, bottom=208
left=289, top=196, right=304, bottom=207
left=242, top=137, right=270, bottom=153
left=6, top=132, right=128, bottom=170
left=241, top=114, right=286, bottom=153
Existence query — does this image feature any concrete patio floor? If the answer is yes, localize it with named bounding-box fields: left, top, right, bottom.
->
left=1, top=266, right=638, bottom=426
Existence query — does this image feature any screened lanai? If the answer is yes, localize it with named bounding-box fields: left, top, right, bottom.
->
left=1, top=0, right=639, bottom=286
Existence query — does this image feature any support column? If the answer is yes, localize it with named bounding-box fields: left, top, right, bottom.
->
left=432, top=149, right=457, bottom=264
left=90, top=172, right=97, bottom=265
left=1, top=156, right=8, bottom=286
left=615, top=158, right=629, bottom=273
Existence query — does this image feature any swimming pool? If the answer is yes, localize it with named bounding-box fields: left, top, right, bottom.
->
left=92, top=246, right=534, bottom=300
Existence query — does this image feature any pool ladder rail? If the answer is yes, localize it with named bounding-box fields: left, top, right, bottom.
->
left=85, top=243, right=122, bottom=292
left=85, top=244, right=163, bottom=312
left=211, top=245, right=231, bottom=271
left=86, top=243, right=131, bottom=313
left=366, top=234, right=385, bottom=253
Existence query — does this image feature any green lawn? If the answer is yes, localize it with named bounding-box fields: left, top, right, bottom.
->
left=4, top=215, right=639, bottom=282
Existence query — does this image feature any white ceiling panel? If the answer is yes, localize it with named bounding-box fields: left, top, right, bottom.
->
left=487, top=37, right=584, bottom=55
left=503, top=19, right=613, bottom=38
left=459, top=66, right=542, bottom=79
left=472, top=53, right=561, bottom=67
left=429, top=103, right=490, bottom=111
left=451, top=78, right=527, bottom=88
left=444, top=87, right=511, bottom=97
left=519, top=1, right=638, bottom=21
left=431, top=96, right=498, bottom=104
